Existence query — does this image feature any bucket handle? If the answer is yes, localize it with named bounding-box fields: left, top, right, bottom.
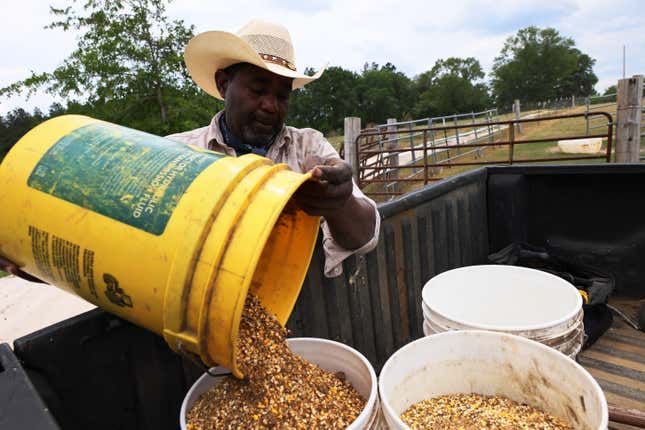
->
left=177, top=342, right=232, bottom=378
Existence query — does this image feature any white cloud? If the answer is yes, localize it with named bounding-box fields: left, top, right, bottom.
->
left=0, top=0, right=75, bottom=115
left=554, top=1, right=643, bottom=92
left=1, top=0, right=644, bottom=115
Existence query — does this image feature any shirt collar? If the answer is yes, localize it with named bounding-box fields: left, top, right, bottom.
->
left=206, top=111, right=226, bottom=148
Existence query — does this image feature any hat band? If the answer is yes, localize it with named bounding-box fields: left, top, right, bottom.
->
left=259, top=53, right=297, bottom=72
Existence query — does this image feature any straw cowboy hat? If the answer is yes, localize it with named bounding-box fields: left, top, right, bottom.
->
left=185, top=20, right=325, bottom=100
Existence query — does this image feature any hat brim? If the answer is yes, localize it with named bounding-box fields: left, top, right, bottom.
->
left=185, top=31, right=325, bottom=100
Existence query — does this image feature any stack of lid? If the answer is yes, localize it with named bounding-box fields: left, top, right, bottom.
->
left=421, top=265, right=584, bottom=359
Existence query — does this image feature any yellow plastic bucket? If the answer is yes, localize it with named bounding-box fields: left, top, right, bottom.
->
left=0, top=115, right=320, bottom=377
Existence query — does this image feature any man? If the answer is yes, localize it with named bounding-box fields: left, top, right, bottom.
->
left=166, top=19, right=379, bottom=277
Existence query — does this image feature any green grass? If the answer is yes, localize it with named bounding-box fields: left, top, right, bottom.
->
left=0, top=270, right=10, bottom=278
left=327, top=135, right=344, bottom=151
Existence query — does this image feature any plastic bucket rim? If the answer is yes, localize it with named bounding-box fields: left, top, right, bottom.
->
left=422, top=265, right=583, bottom=332
left=422, top=305, right=585, bottom=343
left=378, top=330, right=608, bottom=430
left=421, top=320, right=584, bottom=359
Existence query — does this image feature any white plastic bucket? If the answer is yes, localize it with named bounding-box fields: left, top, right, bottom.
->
left=421, top=300, right=583, bottom=340
left=421, top=301, right=584, bottom=359
left=180, top=337, right=381, bottom=430
left=422, top=265, right=584, bottom=357
left=379, top=331, right=607, bottom=430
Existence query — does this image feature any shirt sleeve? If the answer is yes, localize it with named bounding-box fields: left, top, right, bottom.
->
left=165, top=126, right=210, bottom=149
left=312, top=136, right=381, bottom=278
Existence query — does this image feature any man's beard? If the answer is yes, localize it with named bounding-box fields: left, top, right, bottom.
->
left=241, top=124, right=279, bottom=148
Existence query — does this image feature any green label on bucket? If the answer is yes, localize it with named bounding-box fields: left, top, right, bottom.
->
left=28, top=122, right=224, bottom=235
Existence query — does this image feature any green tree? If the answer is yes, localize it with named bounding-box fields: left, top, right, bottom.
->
left=47, top=102, right=67, bottom=117
left=491, top=27, right=598, bottom=106
left=413, top=57, right=490, bottom=117
left=0, top=108, right=48, bottom=161
left=287, top=66, right=360, bottom=134
left=0, top=114, right=6, bottom=161
left=0, top=0, right=213, bottom=135
left=355, top=63, right=415, bottom=125
left=603, top=85, right=617, bottom=96
left=559, top=51, right=598, bottom=97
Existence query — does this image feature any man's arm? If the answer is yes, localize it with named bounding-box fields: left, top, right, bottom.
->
left=294, top=156, right=376, bottom=250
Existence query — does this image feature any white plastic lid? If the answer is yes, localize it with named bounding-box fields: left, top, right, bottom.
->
left=422, top=265, right=582, bottom=332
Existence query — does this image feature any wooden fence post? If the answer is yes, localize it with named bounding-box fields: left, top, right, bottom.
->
left=514, top=99, right=522, bottom=134
left=615, top=75, right=644, bottom=163
left=344, top=117, right=361, bottom=182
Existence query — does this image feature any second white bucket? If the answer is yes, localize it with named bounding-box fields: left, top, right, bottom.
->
left=180, top=337, right=381, bottom=430
left=379, top=331, right=608, bottom=430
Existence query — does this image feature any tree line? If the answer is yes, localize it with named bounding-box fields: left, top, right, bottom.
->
left=1, top=0, right=601, bottom=159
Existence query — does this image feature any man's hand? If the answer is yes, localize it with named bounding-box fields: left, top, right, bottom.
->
left=295, top=156, right=376, bottom=251
left=294, top=156, right=353, bottom=218
left=0, top=255, right=46, bottom=283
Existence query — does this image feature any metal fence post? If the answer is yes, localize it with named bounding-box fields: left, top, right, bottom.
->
left=344, top=117, right=361, bottom=182
left=615, top=75, right=644, bottom=163
left=514, top=99, right=522, bottom=134
left=408, top=122, right=417, bottom=172
left=585, top=97, right=590, bottom=135
left=509, top=119, right=515, bottom=165
left=472, top=112, right=478, bottom=140
left=442, top=117, right=450, bottom=161
left=386, top=118, right=399, bottom=191
left=453, top=114, right=461, bottom=155
left=427, top=118, right=438, bottom=166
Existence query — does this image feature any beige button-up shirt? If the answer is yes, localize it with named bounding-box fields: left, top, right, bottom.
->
left=166, top=111, right=380, bottom=277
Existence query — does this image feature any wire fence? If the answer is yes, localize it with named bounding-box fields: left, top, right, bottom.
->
left=584, top=93, right=618, bottom=134
left=351, top=93, right=629, bottom=196
left=497, top=90, right=645, bottom=141
left=642, top=85, right=645, bottom=141
left=355, top=112, right=614, bottom=201
left=355, top=109, right=504, bottom=185
left=345, top=78, right=645, bottom=194
left=506, top=91, right=645, bottom=152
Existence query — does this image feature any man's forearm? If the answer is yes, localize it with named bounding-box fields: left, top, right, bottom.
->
left=324, top=196, right=376, bottom=250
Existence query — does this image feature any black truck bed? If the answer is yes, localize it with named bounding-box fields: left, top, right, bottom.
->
left=579, top=298, right=645, bottom=429
left=2, top=164, right=645, bottom=429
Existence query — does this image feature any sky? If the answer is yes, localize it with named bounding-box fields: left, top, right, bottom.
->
left=1, top=0, right=643, bottom=115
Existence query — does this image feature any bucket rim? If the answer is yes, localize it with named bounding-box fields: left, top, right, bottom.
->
left=378, top=330, right=608, bottom=430
left=421, top=302, right=584, bottom=342
left=180, top=337, right=378, bottom=430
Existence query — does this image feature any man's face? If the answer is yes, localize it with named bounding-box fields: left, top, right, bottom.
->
left=216, top=63, right=292, bottom=148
